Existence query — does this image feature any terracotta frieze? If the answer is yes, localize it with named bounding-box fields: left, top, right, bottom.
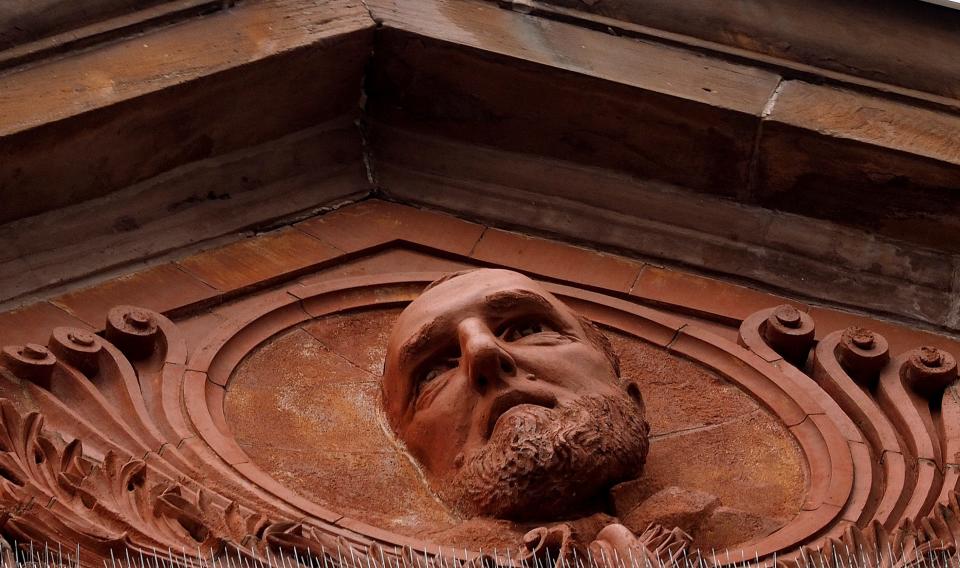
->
left=0, top=267, right=955, bottom=568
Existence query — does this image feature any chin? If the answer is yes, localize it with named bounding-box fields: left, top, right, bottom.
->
left=440, top=391, right=650, bottom=521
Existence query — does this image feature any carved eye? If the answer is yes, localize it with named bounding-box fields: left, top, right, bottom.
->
left=418, top=351, right=460, bottom=389
left=422, top=366, right=446, bottom=383
left=502, top=320, right=551, bottom=341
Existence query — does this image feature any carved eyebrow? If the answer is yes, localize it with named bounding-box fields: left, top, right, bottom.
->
left=483, top=289, right=553, bottom=313
left=397, top=316, right=449, bottom=370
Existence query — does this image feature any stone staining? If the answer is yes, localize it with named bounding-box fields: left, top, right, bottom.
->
left=0, top=271, right=957, bottom=568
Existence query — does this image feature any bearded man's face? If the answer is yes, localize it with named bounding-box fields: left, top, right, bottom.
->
left=381, top=269, right=649, bottom=520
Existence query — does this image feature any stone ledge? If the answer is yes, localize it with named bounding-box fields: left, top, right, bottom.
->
left=0, top=120, right=368, bottom=307
left=759, top=80, right=960, bottom=252
left=372, top=126, right=959, bottom=332
left=366, top=0, right=960, bottom=260
left=0, top=0, right=224, bottom=71
left=3, top=199, right=956, bottom=362
left=525, top=0, right=960, bottom=102
left=0, top=0, right=374, bottom=223
left=366, top=0, right=780, bottom=199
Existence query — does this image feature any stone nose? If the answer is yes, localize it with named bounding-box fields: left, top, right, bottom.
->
left=458, top=318, right=517, bottom=393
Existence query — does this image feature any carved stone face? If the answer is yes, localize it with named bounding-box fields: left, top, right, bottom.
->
left=382, top=269, right=650, bottom=520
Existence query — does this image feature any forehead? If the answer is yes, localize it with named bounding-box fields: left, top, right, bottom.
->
left=396, top=271, right=561, bottom=331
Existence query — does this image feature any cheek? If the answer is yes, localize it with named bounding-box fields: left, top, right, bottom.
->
left=401, top=377, right=476, bottom=473
left=515, top=343, right=618, bottom=391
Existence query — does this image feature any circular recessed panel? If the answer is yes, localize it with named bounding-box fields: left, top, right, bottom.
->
left=219, top=294, right=807, bottom=551
left=183, top=274, right=855, bottom=560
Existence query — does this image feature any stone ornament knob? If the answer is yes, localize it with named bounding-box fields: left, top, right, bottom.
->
left=0, top=343, right=57, bottom=387
left=836, top=327, right=890, bottom=384
left=762, top=304, right=816, bottom=364
left=49, top=326, right=102, bottom=376
left=105, top=305, right=159, bottom=359
left=903, top=346, right=957, bottom=399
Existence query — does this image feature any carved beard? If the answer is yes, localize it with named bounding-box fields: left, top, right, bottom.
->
left=442, top=389, right=650, bottom=521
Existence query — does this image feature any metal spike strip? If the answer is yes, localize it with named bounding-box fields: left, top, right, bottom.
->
left=0, top=542, right=959, bottom=568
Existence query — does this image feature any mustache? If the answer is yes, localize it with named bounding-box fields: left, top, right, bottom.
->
left=441, top=390, right=650, bottom=521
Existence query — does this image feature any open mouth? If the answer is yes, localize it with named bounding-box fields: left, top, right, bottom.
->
left=485, top=390, right=558, bottom=439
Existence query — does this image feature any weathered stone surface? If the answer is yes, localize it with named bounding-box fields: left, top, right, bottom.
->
left=376, top=141, right=958, bottom=330
left=618, top=486, right=720, bottom=536
left=1, top=0, right=184, bottom=49
left=698, top=507, right=781, bottom=550
left=52, top=263, right=218, bottom=327
left=533, top=0, right=960, bottom=101
left=367, top=0, right=780, bottom=198
left=0, top=121, right=367, bottom=306
left=0, top=0, right=373, bottom=224
left=759, top=80, right=960, bottom=253
left=362, top=0, right=960, bottom=332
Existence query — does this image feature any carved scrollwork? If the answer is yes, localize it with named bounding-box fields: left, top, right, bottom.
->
left=740, top=305, right=960, bottom=567
left=0, top=306, right=300, bottom=566
left=0, top=301, right=419, bottom=568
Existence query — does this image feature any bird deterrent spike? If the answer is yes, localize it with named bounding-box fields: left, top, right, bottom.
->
left=627, top=543, right=638, bottom=568
left=585, top=543, right=597, bottom=568
left=0, top=544, right=924, bottom=568
left=292, top=546, right=301, bottom=568
left=320, top=547, right=330, bottom=568
left=378, top=547, right=388, bottom=568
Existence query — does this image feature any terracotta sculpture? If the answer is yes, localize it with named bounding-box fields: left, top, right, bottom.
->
left=0, top=263, right=957, bottom=568
left=381, top=269, right=686, bottom=562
